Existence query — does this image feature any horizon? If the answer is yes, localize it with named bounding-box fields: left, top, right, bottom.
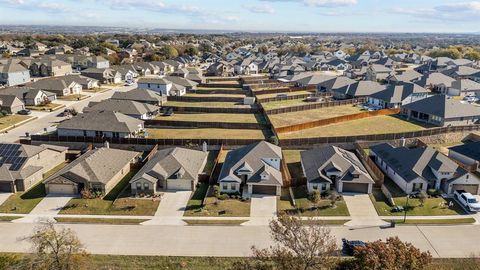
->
left=1, top=0, right=480, bottom=33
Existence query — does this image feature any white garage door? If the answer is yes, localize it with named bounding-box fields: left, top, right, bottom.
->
left=167, top=179, right=192, bottom=191
left=48, top=184, right=76, bottom=195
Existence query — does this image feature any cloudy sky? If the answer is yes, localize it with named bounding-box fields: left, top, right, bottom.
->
left=0, top=0, right=480, bottom=33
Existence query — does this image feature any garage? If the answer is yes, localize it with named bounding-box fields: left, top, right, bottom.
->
left=47, top=183, right=76, bottom=195
left=252, top=185, right=277, bottom=195
left=0, top=182, right=14, bottom=193
left=167, top=179, right=192, bottom=191
left=452, top=184, right=479, bottom=195
left=342, top=182, right=370, bottom=193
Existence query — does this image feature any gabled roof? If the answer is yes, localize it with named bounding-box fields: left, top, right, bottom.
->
left=333, top=80, right=386, bottom=97
left=416, top=72, right=455, bottom=88
left=57, top=111, right=143, bottom=133
left=449, top=141, right=480, bottom=161
left=369, top=83, right=428, bottom=103
left=84, top=99, right=159, bottom=116
left=111, top=88, right=163, bottom=104
left=403, top=94, right=480, bottom=119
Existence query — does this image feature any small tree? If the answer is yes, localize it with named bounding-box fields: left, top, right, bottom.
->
left=233, top=214, right=337, bottom=270
left=23, top=222, right=90, bottom=270
left=329, top=192, right=338, bottom=208
left=339, top=236, right=432, bottom=270
left=418, top=191, right=428, bottom=207
left=310, top=190, right=321, bottom=204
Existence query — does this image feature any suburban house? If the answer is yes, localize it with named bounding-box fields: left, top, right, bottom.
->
left=57, top=74, right=100, bottom=90
left=367, top=83, right=429, bottom=109
left=0, top=59, right=31, bottom=86
left=0, top=94, right=25, bottom=114
left=332, top=80, right=386, bottom=100
left=129, top=147, right=208, bottom=194
left=163, top=76, right=198, bottom=91
left=81, top=68, right=121, bottom=84
left=370, top=143, right=480, bottom=195
left=447, top=79, right=480, bottom=97
left=448, top=142, right=480, bottom=173
left=111, top=88, right=166, bottom=106
left=416, top=72, right=455, bottom=94
left=401, top=95, right=480, bottom=127
left=0, top=143, right=67, bottom=193
left=301, top=146, right=375, bottom=194
left=28, top=78, right=82, bottom=97
left=234, top=59, right=259, bottom=75
left=111, top=66, right=138, bottom=82
left=29, top=59, right=72, bottom=77
left=317, top=76, right=356, bottom=93
left=57, top=111, right=144, bottom=138
left=83, top=99, right=159, bottom=120
left=365, top=64, right=392, bottom=81
left=137, top=77, right=186, bottom=96
left=386, top=70, right=423, bottom=84
left=218, top=141, right=283, bottom=196
left=43, top=147, right=139, bottom=196
left=0, top=87, right=56, bottom=106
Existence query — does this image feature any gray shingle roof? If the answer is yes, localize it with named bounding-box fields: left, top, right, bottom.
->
left=57, top=111, right=143, bottom=133
left=84, top=99, right=159, bottom=116
left=403, top=94, right=480, bottom=119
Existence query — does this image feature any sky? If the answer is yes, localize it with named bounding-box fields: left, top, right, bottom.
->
left=0, top=0, right=480, bottom=33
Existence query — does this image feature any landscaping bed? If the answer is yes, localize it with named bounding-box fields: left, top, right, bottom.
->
left=145, top=128, right=267, bottom=140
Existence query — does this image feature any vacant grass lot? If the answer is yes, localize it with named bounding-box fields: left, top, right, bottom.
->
left=166, top=101, right=251, bottom=108
left=155, top=113, right=261, bottom=123
left=268, top=105, right=362, bottom=127
left=146, top=128, right=267, bottom=140
left=279, top=115, right=426, bottom=139
left=0, top=115, right=33, bottom=131
left=278, top=186, right=350, bottom=217
left=184, top=196, right=250, bottom=217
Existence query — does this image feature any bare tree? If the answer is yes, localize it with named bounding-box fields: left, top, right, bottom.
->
left=22, top=222, right=89, bottom=270
left=233, top=214, right=337, bottom=270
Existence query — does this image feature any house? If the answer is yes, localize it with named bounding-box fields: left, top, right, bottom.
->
left=137, top=77, right=186, bottom=96
left=0, top=143, right=67, bottom=193
left=401, top=95, right=480, bottom=127
left=416, top=72, right=455, bottom=94
left=370, top=143, right=480, bottom=195
left=111, top=88, right=166, bottom=106
left=301, top=146, right=375, bottom=194
left=332, top=80, right=386, bottom=100
left=84, top=99, right=159, bottom=120
left=57, top=74, right=100, bottom=90
left=0, top=94, right=25, bottom=114
left=163, top=76, right=198, bottom=91
left=334, top=50, right=347, bottom=59
left=0, top=59, right=31, bottom=86
left=448, top=142, right=480, bottom=173
left=218, top=141, right=283, bottom=196
left=317, top=76, right=355, bottom=93
left=447, top=79, right=480, bottom=97
left=57, top=111, right=144, bottom=138
left=30, top=59, right=72, bottom=77
left=387, top=70, right=423, bottom=84
left=0, top=87, right=56, bottom=106
left=44, top=147, right=139, bottom=196
left=367, top=83, right=429, bottom=109
left=28, top=78, right=81, bottom=97
left=234, top=59, right=258, bottom=75
left=110, top=66, right=138, bottom=82
left=81, top=68, right=121, bottom=84
left=129, top=147, right=208, bottom=194
left=365, top=64, right=392, bottom=81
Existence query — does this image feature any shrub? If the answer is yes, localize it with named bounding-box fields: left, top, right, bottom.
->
left=418, top=191, right=428, bottom=207
left=218, top=194, right=229, bottom=200
left=427, top=189, right=440, bottom=197
left=309, top=190, right=321, bottom=204
left=269, top=135, right=279, bottom=146
left=213, top=185, right=220, bottom=198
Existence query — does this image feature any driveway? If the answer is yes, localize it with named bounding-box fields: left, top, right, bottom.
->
left=243, top=195, right=277, bottom=226
left=343, top=193, right=388, bottom=227
left=142, top=190, right=192, bottom=226
left=0, top=193, right=12, bottom=206
left=13, top=195, right=75, bottom=223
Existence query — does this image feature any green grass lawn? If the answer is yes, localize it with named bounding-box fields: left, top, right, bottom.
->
left=183, top=219, right=248, bottom=226
left=278, top=186, right=350, bottom=216
left=54, top=217, right=149, bottom=225
left=184, top=93, right=245, bottom=98
left=383, top=218, right=476, bottom=225
left=59, top=170, right=160, bottom=216
left=268, top=105, right=362, bottom=128
left=184, top=196, right=250, bottom=217
left=262, top=98, right=327, bottom=110
left=279, top=115, right=427, bottom=139
left=184, top=183, right=209, bottom=213
left=0, top=115, right=34, bottom=131
left=57, top=94, right=89, bottom=101
left=166, top=101, right=251, bottom=108
left=301, top=219, right=350, bottom=226
left=145, top=128, right=267, bottom=140
left=0, top=216, right=21, bottom=222
left=154, top=113, right=261, bottom=124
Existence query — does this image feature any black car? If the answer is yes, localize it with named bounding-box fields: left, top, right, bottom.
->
left=342, top=238, right=366, bottom=256
left=17, top=109, right=31, bottom=115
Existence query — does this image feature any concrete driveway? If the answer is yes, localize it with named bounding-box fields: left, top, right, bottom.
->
left=243, top=195, right=277, bottom=226
left=13, top=195, right=75, bottom=223
left=142, top=190, right=192, bottom=226
left=0, top=193, right=12, bottom=206
left=343, top=193, right=388, bottom=227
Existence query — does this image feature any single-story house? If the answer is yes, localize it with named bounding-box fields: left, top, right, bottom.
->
left=129, top=147, right=208, bottom=194
left=332, top=80, right=386, bottom=100
left=367, top=83, right=429, bottom=109
left=447, top=79, right=480, bottom=97
left=0, top=87, right=56, bottom=106
left=301, top=146, right=375, bottom=194
left=81, top=68, right=121, bottom=84
left=218, top=141, right=283, bottom=196
left=111, top=88, right=166, bottom=106
left=83, top=99, right=159, bottom=120
left=448, top=142, right=480, bottom=173
left=0, top=94, right=25, bottom=114
left=28, top=78, right=82, bottom=97
left=57, top=74, right=100, bottom=90
left=416, top=72, right=455, bottom=94
left=44, top=147, right=139, bottom=195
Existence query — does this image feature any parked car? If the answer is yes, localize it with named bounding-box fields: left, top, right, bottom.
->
left=342, top=238, right=366, bottom=256
left=17, top=109, right=31, bottom=115
left=454, top=190, right=480, bottom=212
left=162, top=108, right=174, bottom=116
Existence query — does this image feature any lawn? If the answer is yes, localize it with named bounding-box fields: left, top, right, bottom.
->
left=59, top=170, right=160, bottom=216
left=0, top=115, right=33, bottom=131
left=0, top=216, right=21, bottom=222
left=262, top=98, right=327, bottom=110
left=278, top=186, right=350, bottom=217
left=26, top=103, right=64, bottom=111
left=268, top=105, right=363, bottom=127
left=166, top=101, right=251, bottom=108
left=183, top=219, right=248, bottom=226
left=57, top=94, right=89, bottom=101
left=54, top=217, right=149, bottom=225
left=145, top=128, right=267, bottom=140
left=184, top=93, right=245, bottom=98
left=383, top=218, right=476, bottom=225
left=256, top=90, right=313, bottom=99
left=279, top=115, right=427, bottom=139
left=155, top=113, right=261, bottom=124
left=184, top=183, right=209, bottom=213
left=184, top=196, right=250, bottom=217
left=282, top=150, right=304, bottom=179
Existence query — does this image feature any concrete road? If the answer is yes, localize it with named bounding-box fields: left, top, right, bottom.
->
left=343, top=193, right=389, bottom=227
left=0, top=84, right=136, bottom=143
left=1, top=222, right=480, bottom=257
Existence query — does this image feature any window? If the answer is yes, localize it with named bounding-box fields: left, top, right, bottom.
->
left=143, top=183, right=149, bottom=190
left=222, top=184, right=228, bottom=190
left=136, top=182, right=142, bottom=190
left=313, top=185, right=318, bottom=190
left=230, top=184, right=236, bottom=191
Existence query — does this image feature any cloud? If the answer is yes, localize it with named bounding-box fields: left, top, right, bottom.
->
left=260, top=0, right=357, bottom=7
left=244, top=4, right=275, bottom=14
left=0, top=0, right=70, bottom=12
left=391, top=1, right=480, bottom=22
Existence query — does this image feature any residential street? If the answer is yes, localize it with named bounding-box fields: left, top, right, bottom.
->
left=0, top=222, right=479, bottom=258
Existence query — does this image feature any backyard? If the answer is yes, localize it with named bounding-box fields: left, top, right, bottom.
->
left=278, top=186, right=350, bottom=217
left=154, top=113, right=263, bottom=124
left=261, top=97, right=329, bottom=110
left=279, top=115, right=427, bottom=139
left=145, top=128, right=268, bottom=140
left=166, top=101, right=251, bottom=108
left=268, top=105, right=363, bottom=127
left=183, top=93, right=245, bottom=98
left=282, top=150, right=304, bottom=180
left=256, top=90, right=313, bottom=99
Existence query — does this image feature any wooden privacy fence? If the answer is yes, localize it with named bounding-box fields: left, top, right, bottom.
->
left=280, top=155, right=293, bottom=187
left=144, top=119, right=269, bottom=130
left=265, top=97, right=366, bottom=115
left=30, top=135, right=262, bottom=147
left=275, top=108, right=400, bottom=134
left=353, top=142, right=385, bottom=187
left=197, top=83, right=240, bottom=89
left=167, top=95, right=244, bottom=103
left=280, top=124, right=480, bottom=146
left=206, top=77, right=240, bottom=83
left=169, top=106, right=259, bottom=114
left=208, top=144, right=225, bottom=185
left=192, top=88, right=246, bottom=95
